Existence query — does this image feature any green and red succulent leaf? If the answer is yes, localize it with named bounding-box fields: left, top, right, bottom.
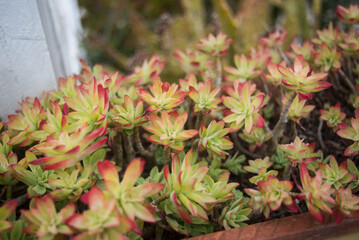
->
left=145, top=110, right=198, bottom=151
left=195, top=33, right=232, bottom=56
left=199, top=120, right=233, bottom=158
left=299, top=163, right=336, bottom=223
left=21, top=195, right=75, bottom=239
left=137, top=76, right=186, bottom=113
left=0, top=200, right=17, bottom=233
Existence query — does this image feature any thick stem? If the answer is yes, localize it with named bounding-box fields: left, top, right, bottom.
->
left=133, top=127, right=154, bottom=158
left=114, top=133, right=124, bottom=167
left=216, top=56, right=222, bottom=90
left=231, top=132, right=260, bottom=159
left=13, top=194, right=27, bottom=206
left=282, top=162, right=292, bottom=180
left=268, top=91, right=295, bottom=154
left=339, top=69, right=357, bottom=95
left=291, top=121, right=297, bottom=141
left=152, top=192, right=170, bottom=206
left=122, top=133, right=135, bottom=163
left=6, top=186, right=12, bottom=200
left=163, top=146, right=171, bottom=165
left=317, top=119, right=327, bottom=151
left=195, top=111, right=203, bottom=130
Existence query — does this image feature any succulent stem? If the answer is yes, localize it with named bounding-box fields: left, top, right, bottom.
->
left=133, top=127, right=154, bottom=158
left=216, top=56, right=222, bottom=90
left=269, top=91, right=296, bottom=154
left=163, top=146, right=171, bottom=165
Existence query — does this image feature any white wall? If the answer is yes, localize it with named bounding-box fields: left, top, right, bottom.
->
left=0, top=0, right=82, bottom=120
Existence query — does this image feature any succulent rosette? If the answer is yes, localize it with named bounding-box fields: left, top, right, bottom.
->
left=223, top=81, right=265, bottom=134
left=195, top=33, right=232, bottom=56
left=126, top=55, right=165, bottom=86
left=188, top=80, right=221, bottom=113
left=333, top=186, right=359, bottom=224
left=336, top=4, right=359, bottom=25
left=337, top=114, right=359, bottom=156
left=199, top=120, right=233, bottom=158
left=259, top=29, right=288, bottom=48
left=0, top=200, right=17, bottom=233
left=112, top=95, right=148, bottom=134
left=97, top=159, right=164, bottom=222
left=319, top=157, right=356, bottom=190
left=64, top=79, right=109, bottom=132
left=246, top=176, right=297, bottom=219
left=0, top=132, right=20, bottom=186
left=21, top=195, right=75, bottom=239
left=277, top=55, right=330, bottom=99
left=164, top=150, right=217, bottom=224
left=278, top=137, right=321, bottom=165
left=66, top=185, right=137, bottom=240
left=224, top=54, right=261, bottom=82
left=298, top=163, right=336, bottom=223
left=173, top=49, right=214, bottom=74
left=145, top=110, right=198, bottom=151
left=7, top=98, right=46, bottom=147
left=30, top=124, right=107, bottom=170
left=137, top=76, right=186, bottom=113
left=320, top=102, right=346, bottom=130
left=287, top=40, right=314, bottom=62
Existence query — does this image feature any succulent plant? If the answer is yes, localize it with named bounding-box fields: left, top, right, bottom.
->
left=288, top=40, right=314, bottom=62
left=277, top=55, right=330, bottom=99
left=239, top=126, right=270, bottom=152
left=223, top=81, right=265, bottom=134
left=337, top=114, right=359, bottom=156
left=218, top=191, right=252, bottom=230
left=195, top=33, right=232, bottom=57
left=224, top=55, right=261, bottom=82
left=7, top=98, right=45, bottom=147
left=244, top=157, right=278, bottom=184
left=145, top=110, right=198, bottom=151
left=126, top=55, right=165, bottom=86
left=336, top=4, right=359, bottom=25
left=198, top=120, right=233, bottom=158
left=173, top=49, right=213, bottom=74
left=164, top=150, right=217, bottom=224
left=137, top=76, right=186, bottom=113
left=11, top=152, right=57, bottom=197
left=0, top=200, right=17, bottom=234
left=278, top=137, right=321, bottom=165
left=313, top=43, right=342, bottom=72
left=64, top=79, right=109, bottom=131
left=0, top=132, right=20, bottom=186
left=319, top=157, right=356, bottom=190
left=312, top=22, right=340, bottom=48
left=259, top=29, right=288, bottom=48
left=30, top=124, right=107, bottom=170
left=246, top=176, right=297, bottom=218
left=333, top=186, right=359, bottom=224
left=188, top=80, right=221, bottom=113
left=21, top=195, right=75, bottom=239
left=298, top=163, right=336, bottom=223
left=111, top=95, right=148, bottom=134
left=98, top=159, right=164, bottom=222
left=66, top=185, right=138, bottom=240
left=320, top=102, right=346, bottom=130
left=285, top=95, right=315, bottom=123
left=48, top=165, right=96, bottom=202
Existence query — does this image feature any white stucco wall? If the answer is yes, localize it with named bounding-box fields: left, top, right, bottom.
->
left=0, top=0, right=82, bottom=120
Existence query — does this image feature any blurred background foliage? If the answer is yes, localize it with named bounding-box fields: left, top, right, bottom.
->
left=78, top=0, right=358, bottom=80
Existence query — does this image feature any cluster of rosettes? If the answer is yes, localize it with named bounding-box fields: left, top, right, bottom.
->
left=0, top=3, right=359, bottom=239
